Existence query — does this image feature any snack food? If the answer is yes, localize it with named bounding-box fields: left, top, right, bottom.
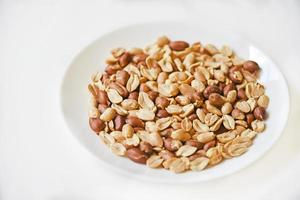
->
left=87, top=36, right=269, bottom=173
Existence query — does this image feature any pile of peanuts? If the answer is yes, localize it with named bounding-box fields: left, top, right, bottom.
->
left=88, top=36, right=269, bottom=173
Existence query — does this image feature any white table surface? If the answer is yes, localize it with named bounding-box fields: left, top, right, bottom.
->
left=1, top=0, right=300, bottom=199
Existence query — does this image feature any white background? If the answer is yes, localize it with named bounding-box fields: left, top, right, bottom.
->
left=1, top=0, right=300, bottom=199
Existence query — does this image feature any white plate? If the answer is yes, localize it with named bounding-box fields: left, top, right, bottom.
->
left=60, top=22, right=289, bottom=183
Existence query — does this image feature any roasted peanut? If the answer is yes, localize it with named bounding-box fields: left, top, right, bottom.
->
left=203, top=85, right=222, bottom=99
left=89, top=118, right=105, bottom=133
left=243, top=60, right=260, bottom=73
left=116, top=70, right=130, bottom=86
left=169, top=41, right=189, bottom=51
left=155, top=96, right=170, bottom=109
left=140, top=141, right=153, bottom=154
left=253, top=106, right=267, bottom=120
left=156, top=109, right=170, bottom=118
left=114, top=115, right=126, bottom=131
left=119, top=52, right=131, bottom=67
left=208, top=93, right=225, bottom=106
left=223, top=83, right=236, bottom=96
left=126, top=116, right=145, bottom=128
left=127, top=147, right=148, bottom=164
left=128, top=91, right=139, bottom=101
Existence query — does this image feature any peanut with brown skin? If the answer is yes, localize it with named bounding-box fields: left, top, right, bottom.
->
left=157, top=72, right=168, bottom=84
left=203, top=140, right=216, bottom=151
left=188, top=114, right=198, bottom=121
left=156, top=109, right=170, bottom=118
left=139, top=83, right=150, bottom=92
left=160, top=128, right=173, bottom=136
left=246, top=113, right=255, bottom=125
left=139, top=141, right=153, bottom=154
left=169, top=41, right=189, bottom=51
left=185, top=140, right=203, bottom=149
left=155, top=97, right=170, bottom=109
left=116, top=70, right=130, bottom=86
left=237, top=88, right=247, bottom=100
left=148, top=91, right=159, bottom=101
left=223, top=83, right=236, bottom=96
left=159, top=150, right=175, bottom=160
left=188, top=150, right=206, bottom=161
left=109, top=82, right=129, bottom=98
left=89, top=118, right=105, bottom=133
left=243, top=60, right=260, bottom=73
left=231, top=108, right=245, bottom=120
left=126, top=148, right=148, bottom=164
left=98, top=104, right=108, bottom=113
left=105, top=65, right=119, bottom=75
left=114, top=115, right=126, bottom=131
left=253, top=106, right=266, bottom=120
left=126, top=116, right=145, bottom=128
left=132, top=53, right=148, bottom=64
left=208, top=93, right=225, bottom=106
left=119, top=52, right=131, bottom=67
left=229, top=69, right=243, bottom=84
left=97, top=90, right=109, bottom=105
left=164, top=138, right=177, bottom=151
left=203, top=85, right=222, bottom=99
left=128, top=91, right=139, bottom=101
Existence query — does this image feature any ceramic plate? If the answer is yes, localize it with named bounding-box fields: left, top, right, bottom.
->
left=60, top=22, right=289, bottom=183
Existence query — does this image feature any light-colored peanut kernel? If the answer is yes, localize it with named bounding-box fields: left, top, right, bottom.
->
left=251, top=120, right=265, bottom=132
left=197, top=132, right=215, bottom=143
left=223, top=115, right=235, bottom=130
left=110, top=143, right=126, bottom=156
left=176, top=145, right=197, bottom=157
left=100, top=108, right=116, bottom=122
left=126, top=73, right=140, bottom=92
left=166, top=104, right=183, bottom=114
left=190, top=157, right=210, bottom=171
left=146, top=155, right=164, bottom=168
left=171, top=129, right=191, bottom=142
left=136, top=108, right=155, bottom=121
left=107, top=89, right=123, bottom=104
left=257, top=95, right=269, bottom=108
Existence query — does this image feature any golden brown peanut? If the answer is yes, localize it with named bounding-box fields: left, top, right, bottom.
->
left=98, top=104, right=108, bottom=114
left=127, top=148, right=148, bottom=164
left=253, top=106, right=267, bottom=120
left=237, top=88, right=247, bottom=100
left=116, top=70, right=130, bottom=86
left=185, top=140, right=203, bottom=149
left=169, top=41, right=189, bottom=51
left=155, top=97, right=170, bottom=109
left=128, top=91, right=139, bottom=101
left=126, top=116, right=145, bottom=128
left=140, top=141, right=153, bottom=154
left=243, top=60, right=260, bottom=73
left=109, top=82, right=129, bottom=98
left=89, top=118, right=105, bottom=133
left=203, top=85, right=222, bottom=99
left=100, top=108, right=116, bottom=121
left=156, top=109, right=170, bottom=118
left=208, top=93, right=225, bottom=106
left=223, top=83, right=236, bottom=96
left=97, top=90, right=109, bottom=105
left=119, top=52, right=131, bottom=67
left=159, top=150, right=175, bottom=160
left=114, top=115, right=126, bottom=131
